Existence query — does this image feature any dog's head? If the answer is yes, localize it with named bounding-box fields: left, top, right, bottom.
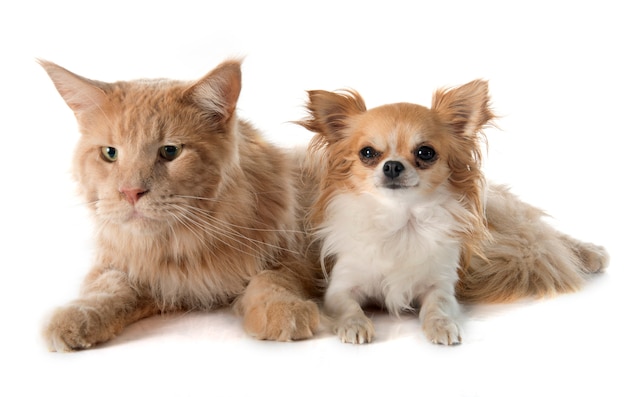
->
left=299, top=80, right=494, bottom=249
left=300, top=80, right=493, bottom=197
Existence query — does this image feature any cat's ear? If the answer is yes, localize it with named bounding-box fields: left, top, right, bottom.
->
left=186, top=59, right=242, bottom=122
left=297, top=89, right=366, bottom=144
left=431, top=79, right=494, bottom=136
left=38, top=60, right=108, bottom=116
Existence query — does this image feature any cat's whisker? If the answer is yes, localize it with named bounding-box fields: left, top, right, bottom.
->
left=174, top=195, right=220, bottom=202
left=67, top=199, right=100, bottom=209
left=170, top=205, right=281, bottom=259
left=186, top=217, right=276, bottom=260
left=177, top=202, right=306, bottom=234
left=168, top=211, right=219, bottom=252
left=170, top=204, right=300, bottom=256
left=169, top=211, right=236, bottom=258
left=175, top=195, right=306, bottom=234
left=186, top=214, right=292, bottom=257
left=179, top=205, right=300, bottom=251
left=174, top=191, right=305, bottom=230
left=173, top=195, right=283, bottom=226
left=176, top=191, right=293, bottom=200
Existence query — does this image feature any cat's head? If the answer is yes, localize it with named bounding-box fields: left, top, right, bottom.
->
left=40, top=59, right=244, bottom=233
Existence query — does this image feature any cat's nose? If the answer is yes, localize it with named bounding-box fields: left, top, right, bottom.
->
left=120, top=187, right=148, bottom=205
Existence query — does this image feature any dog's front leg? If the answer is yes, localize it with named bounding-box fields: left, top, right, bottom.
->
left=419, top=286, right=462, bottom=345
left=324, top=283, right=374, bottom=344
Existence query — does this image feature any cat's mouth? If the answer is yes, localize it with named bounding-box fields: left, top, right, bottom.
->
left=99, top=197, right=171, bottom=229
left=116, top=212, right=166, bottom=234
left=120, top=207, right=160, bottom=226
left=129, top=208, right=145, bottom=219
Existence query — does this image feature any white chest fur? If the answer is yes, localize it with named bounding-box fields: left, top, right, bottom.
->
left=319, top=190, right=464, bottom=315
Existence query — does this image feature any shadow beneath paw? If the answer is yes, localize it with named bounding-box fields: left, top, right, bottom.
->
left=102, top=309, right=245, bottom=349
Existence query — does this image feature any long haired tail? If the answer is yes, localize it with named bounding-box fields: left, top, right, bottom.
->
left=456, top=184, right=608, bottom=303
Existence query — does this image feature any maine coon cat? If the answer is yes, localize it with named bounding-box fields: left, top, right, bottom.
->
left=40, top=59, right=320, bottom=351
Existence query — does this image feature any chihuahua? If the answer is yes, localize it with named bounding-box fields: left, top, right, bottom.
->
left=298, top=80, right=607, bottom=345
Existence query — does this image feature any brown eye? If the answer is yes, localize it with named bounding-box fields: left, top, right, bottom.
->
left=159, top=145, right=183, bottom=161
left=359, top=146, right=381, bottom=165
left=416, top=145, right=436, bottom=162
left=360, top=146, right=381, bottom=160
left=101, top=146, right=118, bottom=162
left=360, top=147, right=376, bottom=159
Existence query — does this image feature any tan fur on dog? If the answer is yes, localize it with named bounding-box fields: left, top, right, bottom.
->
left=297, top=81, right=608, bottom=343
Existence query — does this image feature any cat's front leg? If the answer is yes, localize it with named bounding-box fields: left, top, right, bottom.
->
left=419, top=286, right=462, bottom=345
left=236, top=269, right=320, bottom=341
left=325, top=284, right=374, bottom=344
left=43, top=267, right=157, bottom=352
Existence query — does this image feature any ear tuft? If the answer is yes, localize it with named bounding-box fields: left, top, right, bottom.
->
left=431, top=79, right=494, bottom=136
left=297, top=89, right=366, bottom=143
left=186, top=59, right=242, bottom=122
left=38, top=59, right=108, bottom=114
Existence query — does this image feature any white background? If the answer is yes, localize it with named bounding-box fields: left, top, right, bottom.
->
left=1, top=1, right=624, bottom=396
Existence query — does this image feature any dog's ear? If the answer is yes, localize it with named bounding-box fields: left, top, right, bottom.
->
left=432, top=80, right=492, bottom=248
left=432, top=79, right=494, bottom=136
left=297, top=89, right=366, bottom=143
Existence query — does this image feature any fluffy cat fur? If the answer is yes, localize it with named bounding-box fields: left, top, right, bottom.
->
left=40, top=59, right=320, bottom=351
left=298, top=81, right=608, bottom=344
left=41, top=59, right=607, bottom=350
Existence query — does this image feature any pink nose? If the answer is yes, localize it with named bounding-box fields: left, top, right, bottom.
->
left=120, top=188, right=148, bottom=205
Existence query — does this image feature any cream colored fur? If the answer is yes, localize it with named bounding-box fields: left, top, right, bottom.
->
left=40, top=59, right=320, bottom=351
left=457, top=183, right=608, bottom=302
left=40, top=60, right=608, bottom=351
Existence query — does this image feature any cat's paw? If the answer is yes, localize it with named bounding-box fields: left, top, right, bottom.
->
left=335, top=314, right=375, bottom=344
left=423, top=317, right=462, bottom=345
left=577, top=242, right=609, bottom=273
left=43, top=304, right=109, bottom=352
left=243, top=298, right=320, bottom=341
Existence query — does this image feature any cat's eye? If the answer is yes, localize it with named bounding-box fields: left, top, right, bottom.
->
left=101, top=146, right=118, bottom=162
left=159, top=145, right=183, bottom=161
left=415, top=145, right=437, bottom=162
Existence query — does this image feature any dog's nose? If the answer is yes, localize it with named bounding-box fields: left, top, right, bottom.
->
left=383, top=161, right=405, bottom=179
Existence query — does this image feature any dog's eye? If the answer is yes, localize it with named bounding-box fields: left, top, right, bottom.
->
left=416, top=146, right=436, bottom=162
left=360, top=146, right=379, bottom=159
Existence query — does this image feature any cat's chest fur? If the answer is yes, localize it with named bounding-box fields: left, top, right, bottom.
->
left=96, top=221, right=267, bottom=310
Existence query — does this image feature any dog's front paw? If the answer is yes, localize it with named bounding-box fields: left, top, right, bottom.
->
left=423, top=317, right=462, bottom=345
left=335, top=314, right=375, bottom=344
left=243, top=298, right=320, bottom=341
left=43, top=304, right=107, bottom=352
